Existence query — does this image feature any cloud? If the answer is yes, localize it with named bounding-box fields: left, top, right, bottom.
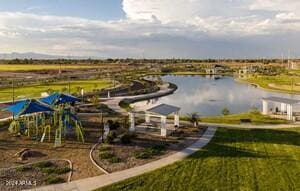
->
left=0, top=0, right=300, bottom=58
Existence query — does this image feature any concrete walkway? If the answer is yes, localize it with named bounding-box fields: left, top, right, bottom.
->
left=198, top=122, right=300, bottom=129
left=101, top=83, right=175, bottom=114
left=28, top=126, right=217, bottom=191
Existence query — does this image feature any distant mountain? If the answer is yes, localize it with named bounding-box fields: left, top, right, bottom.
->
left=0, top=52, right=98, bottom=60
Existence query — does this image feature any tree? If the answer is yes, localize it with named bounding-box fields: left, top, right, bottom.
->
left=91, top=95, right=99, bottom=105
left=222, top=107, right=230, bottom=116
left=186, top=112, right=199, bottom=127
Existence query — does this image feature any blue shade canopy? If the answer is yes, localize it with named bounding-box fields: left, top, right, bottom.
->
left=4, top=99, right=54, bottom=117
left=40, top=93, right=80, bottom=105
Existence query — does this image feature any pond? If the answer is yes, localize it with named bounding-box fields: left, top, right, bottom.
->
left=132, top=75, right=300, bottom=116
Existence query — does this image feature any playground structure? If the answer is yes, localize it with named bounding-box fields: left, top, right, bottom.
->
left=4, top=93, right=85, bottom=147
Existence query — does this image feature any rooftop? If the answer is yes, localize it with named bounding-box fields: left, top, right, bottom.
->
left=147, top=104, right=180, bottom=116
left=263, top=96, right=300, bottom=105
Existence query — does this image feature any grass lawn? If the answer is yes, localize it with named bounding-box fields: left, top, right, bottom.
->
left=199, top=112, right=288, bottom=125
left=237, top=74, right=300, bottom=94
left=0, top=79, right=112, bottom=101
left=97, top=127, right=300, bottom=191
left=0, top=64, right=102, bottom=71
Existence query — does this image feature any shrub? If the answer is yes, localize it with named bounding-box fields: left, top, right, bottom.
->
left=250, top=107, right=260, bottom=115
left=46, top=175, right=65, bottom=184
left=41, top=167, right=55, bottom=174
left=109, top=156, right=122, bottom=163
left=105, top=131, right=117, bottom=144
left=99, top=151, right=114, bottom=159
left=134, top=145, right=166, bottom=159
left=54, top=167, right=72, bottom=174
left=16, top=166, right=32, bottom=172
left=34, top=161, right=54, bottom=168
left=222, top=107, right=230, bottom=116
left=134, top=151, right=152, bottom=159
left=99, top=145, right=111, bottom=152
left=107, top=120, right=120, bottom=130
left=120, top=132, right=136, bottom=144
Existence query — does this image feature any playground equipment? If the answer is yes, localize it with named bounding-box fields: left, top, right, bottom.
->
left=40, top=93, right=85, bottom=147
left=4, top=99, right=54, bottom=141
left=3, top=93, right=85, bottom=147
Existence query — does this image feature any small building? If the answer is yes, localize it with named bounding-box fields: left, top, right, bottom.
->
left=262, top=96, right=300, bottom=121
left=205, top=65, right=224, bottom=75
left=129, top=104, right=180, bottom=137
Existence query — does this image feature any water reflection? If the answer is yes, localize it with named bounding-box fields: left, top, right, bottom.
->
left=133, top=75, right=300, bottom=116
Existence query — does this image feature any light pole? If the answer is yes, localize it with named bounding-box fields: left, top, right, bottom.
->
left=12, top=78, right=15, bottom=104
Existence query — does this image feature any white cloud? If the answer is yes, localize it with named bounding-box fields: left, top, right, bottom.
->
left=0, top=0, right=300, bottom=58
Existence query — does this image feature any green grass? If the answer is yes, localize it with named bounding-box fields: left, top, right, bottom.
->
left=199, top=112, right=288, bottom=125
left=237, top=74, right=300, bottom=94
left=0, top=79, right=112, bottom=101
left=96, top=127, right=300, bottom=191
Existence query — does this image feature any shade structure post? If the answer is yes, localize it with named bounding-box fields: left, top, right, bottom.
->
left=107, top=91, right=110, bottom=98
left=161, top=115, right=167, bottom=137
left=286, top=104, right=293, bottom=120
left=174, top=111, right=179, bottom=127
left=145, top=112, right=150, bottom=123
left=280, top=103, right=287, bottom=113
left=129, top=112, right=135, bottom=132
left=262, top=100, right=268, bottom=115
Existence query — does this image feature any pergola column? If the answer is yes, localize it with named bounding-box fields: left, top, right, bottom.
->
left=287, top=104, right=293, bottom=120
left=174, top=111, right=180, bottom=127
left=107, top=91, right=110, bottom=98
left=160, top=115, right=167, bottom=137
left=145, top=112, right=150, bottom=123
left=129, top=112, right=135, bottom=132
left=262, top=100, right=268, bottom=115
left=280, top=103, right=287, bottom=113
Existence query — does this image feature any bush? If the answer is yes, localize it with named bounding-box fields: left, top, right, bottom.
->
left=222, top=107, right=230, bottom=116
left=99, top=145, right=111, bottom=152
left=41, top=167, right=55, bottom=174
left=16, top=166, right=32, bottom=172
left=41, top=167, right=71, bottom=175
left=105, top=131, right=117, bottom=144
left=109, top=156, right=122, bottom=163
left=34, top=161, right=54, bottom=168
left=107, top=120, right=120, bottom=130
left=46, top=175, right=65, bottom=184
left=250, top=107, right=260, bottom=115
left=99, top=151, right=114, bottom=159
left=134, top=145, right=166, bottom=159
left=134, top=151, right=152, bottom=159
left=120, top=132, right=136, bottom=144
left=54, top=167, right=71, bottom=174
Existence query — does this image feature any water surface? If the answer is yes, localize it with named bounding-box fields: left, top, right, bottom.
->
left=133, top=75, right=300, bottom=116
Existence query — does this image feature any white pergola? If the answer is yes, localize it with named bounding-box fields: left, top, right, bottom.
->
left=129, top=104, right=180, bottom=137
left=262, top=96, right=300, bottom=121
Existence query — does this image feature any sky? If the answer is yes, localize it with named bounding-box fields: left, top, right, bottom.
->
left=0, top=0, right=299, bottom=59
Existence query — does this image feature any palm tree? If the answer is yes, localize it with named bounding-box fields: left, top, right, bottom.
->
left=186, top=112, right=199, bottom=127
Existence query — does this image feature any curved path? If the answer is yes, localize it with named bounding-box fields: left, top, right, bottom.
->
left=27, top=126, right=217, bottom=191
left=101, top=83, right=175, bottom=114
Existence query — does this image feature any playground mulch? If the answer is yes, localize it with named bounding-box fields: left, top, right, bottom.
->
left=94, top=126, right=207, bottom=173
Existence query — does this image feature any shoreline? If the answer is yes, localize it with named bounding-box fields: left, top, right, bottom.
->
left=234, top=77, right=300, bottom=95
